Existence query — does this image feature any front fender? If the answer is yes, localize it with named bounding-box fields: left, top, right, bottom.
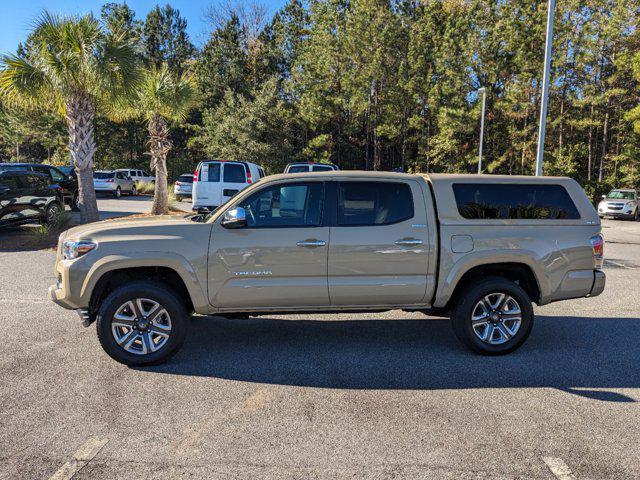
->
left=80, top=251, right=210, bottom=313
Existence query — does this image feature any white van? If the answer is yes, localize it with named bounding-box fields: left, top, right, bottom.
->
left=192, top=160, right=265, bottom=211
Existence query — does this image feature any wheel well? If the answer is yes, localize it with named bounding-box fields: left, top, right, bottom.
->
left=89, top=267, right=193, bottom=314
left=447, top=263, right=541, bottom=309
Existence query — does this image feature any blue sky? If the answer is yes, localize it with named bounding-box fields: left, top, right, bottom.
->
left=0, top=0, right=288, bottom=53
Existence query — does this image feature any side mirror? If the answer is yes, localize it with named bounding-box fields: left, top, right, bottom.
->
left=221, top=207, right=247, bottom=229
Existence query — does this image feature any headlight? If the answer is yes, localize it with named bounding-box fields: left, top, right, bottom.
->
left=63, top=240, right=96, bottom=260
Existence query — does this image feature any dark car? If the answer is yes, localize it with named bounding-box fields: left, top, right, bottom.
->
left=0, top=163, right=79, bottom=210
left=0, top=171, right=64, bottom=228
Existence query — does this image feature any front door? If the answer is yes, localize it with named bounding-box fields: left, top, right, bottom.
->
left=208, top=180, right=329, bottom=309
left=328, top=180, right=431, bottom=306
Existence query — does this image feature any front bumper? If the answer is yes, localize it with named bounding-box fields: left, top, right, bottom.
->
left=48, top=283, right=77, bottom=309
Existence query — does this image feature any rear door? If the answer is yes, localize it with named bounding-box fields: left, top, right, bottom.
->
left=328, top=180, right=431, bottom=305
left=208, top=180, right=329, bottom=308
left=194, top=162, right=222, bottom=207
left=221, top=162, right=247, bottom=202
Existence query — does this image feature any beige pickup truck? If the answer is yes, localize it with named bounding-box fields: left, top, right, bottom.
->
left=49, top=172, right=605, bottom=365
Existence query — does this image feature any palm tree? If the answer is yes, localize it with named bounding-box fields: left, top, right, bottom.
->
left=132, top=65, right=197, bottom=215
left=0, top=13, right=139, bottom=223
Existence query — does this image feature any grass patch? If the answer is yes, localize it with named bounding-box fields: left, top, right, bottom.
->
left=135, top=181, right=155, bottom=195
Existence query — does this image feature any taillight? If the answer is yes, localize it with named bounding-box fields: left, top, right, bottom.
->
left=105, top=179, right=113, bottom=183
left=590, top=234, right=604, bottom=270
left=193, top=167, right=199, bottom=182
left=247, top=168, right=252, bottom=184
left=175, top=181, right=181, bottom=186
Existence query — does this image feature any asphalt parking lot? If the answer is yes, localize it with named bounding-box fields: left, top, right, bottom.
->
left=1, top=198, right=639, bottom=479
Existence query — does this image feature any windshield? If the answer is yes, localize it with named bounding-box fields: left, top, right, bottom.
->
left=94, top=172, right=114, bottom=179
left=607, top=190, right=635, bottom=200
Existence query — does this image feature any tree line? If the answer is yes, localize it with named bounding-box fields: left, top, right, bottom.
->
left=1, top=0, right=639, bottom=212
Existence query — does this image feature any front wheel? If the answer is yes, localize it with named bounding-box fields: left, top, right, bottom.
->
left=42, top=201, right=63, bottom=224
left=451, top=277, right=533, bottom=355
left=113, top=187, right=121, bottom=198
left=96, top=281, right=188, bottom=366
left=130, top=185, right=137, bottom=196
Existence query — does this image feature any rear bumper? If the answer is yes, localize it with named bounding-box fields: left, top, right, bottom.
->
left=589, top=270, right=606, bottom=297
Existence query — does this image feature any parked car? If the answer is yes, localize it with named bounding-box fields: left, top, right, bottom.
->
left=597, top=189, right=639, bottom=220
left=0, top=162, right=79, bottom=210
left=192, top=160, right=265, bottom=211
left=173, top=174, right=194, bottom=201
left=116, top=169, right=155, bottom=186
left=284, top=162, right=339, bottom=173
left=93, top=171, right=136, bottom=198
left=49, top=171, right=605, bottom=365
left=0, top=170, right=63, bottom=228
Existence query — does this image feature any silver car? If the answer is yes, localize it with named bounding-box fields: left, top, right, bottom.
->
left=93, top=171, right=136, bottom=198
left=173, top=174, right=193, bottom=201
left=597, top=189, right=639, bottom=220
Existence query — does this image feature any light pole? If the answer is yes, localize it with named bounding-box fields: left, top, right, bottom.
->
left=535, top=0, right=556, bottom=176
left=477, top=87, right=487, bottom=174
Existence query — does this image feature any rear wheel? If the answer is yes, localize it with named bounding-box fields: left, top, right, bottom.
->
left=176, top=195, right=182, bottom=202
left=113, top=187, right=121, bottom=198
left=96, top=281, right=188, bottom=366
left=130, top=184, right=137, bottom=196
left=451, top=277, right=533, bottom=355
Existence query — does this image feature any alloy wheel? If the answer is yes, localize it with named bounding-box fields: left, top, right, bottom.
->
left=111, top=298, right=172, bottom=355
left=471, top=292, right=522, bottom=345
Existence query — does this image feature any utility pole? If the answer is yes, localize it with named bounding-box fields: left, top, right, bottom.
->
left=535, top=0, right=556, bottom=176
left=477, top=87, right=487, bottom=174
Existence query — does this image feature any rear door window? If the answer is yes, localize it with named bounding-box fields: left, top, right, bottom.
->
left=200, top=163, right=221, bottom=182
left=452, top=183, right=581, bottom=220
left=337, top=182, right=414, bottom=226
left=223, top=163, right=246, bottom=183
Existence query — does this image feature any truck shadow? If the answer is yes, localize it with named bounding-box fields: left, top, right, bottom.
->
left=144, top=314, right=640, bottom=402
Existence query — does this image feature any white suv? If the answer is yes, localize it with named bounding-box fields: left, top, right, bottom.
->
left=598, top=189, right=639, bottom=220
left=192, top=161, right=265, bottom=211
left=116, top=169, right=155, bottom=186
left=93, top=171, right=136, bottom=198
left=284, top=162, right=339, bottom=173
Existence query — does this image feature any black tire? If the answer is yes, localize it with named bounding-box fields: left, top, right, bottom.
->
left=42, top=201, right=63, bottom=225
left=175, top=195, right=182, bottom=202
left=113, top=187, right=121, bottom=198
left=451, top=277, right=534, bottom=355
left=130, top=185, right=137, bottom=196
left=96, top=281, right=189, bottom=366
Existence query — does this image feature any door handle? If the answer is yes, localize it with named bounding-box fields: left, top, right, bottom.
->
left=394, top=238, right=423, bottom=246
left=296, top=239, right=326, bottom=247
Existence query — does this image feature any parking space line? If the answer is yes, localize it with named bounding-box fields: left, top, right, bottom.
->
left=542, top=457, right=576, bottom=480
left=48, top=437, right=109, bottom=480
